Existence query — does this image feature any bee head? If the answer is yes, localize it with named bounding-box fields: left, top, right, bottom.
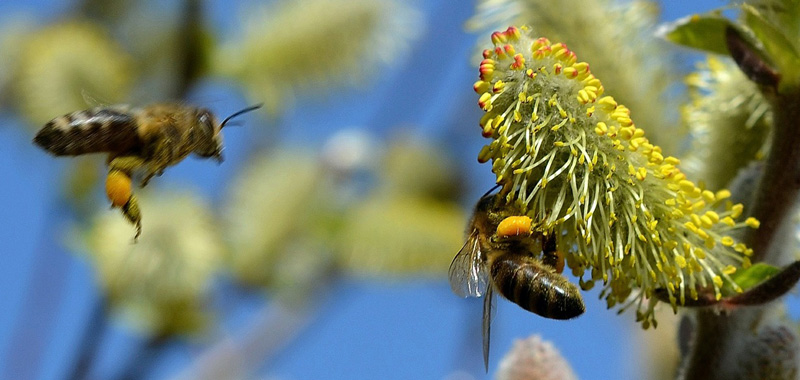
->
left=193, top=104, right=262, bottom=162
left=193, top=108, right=224, bottom=161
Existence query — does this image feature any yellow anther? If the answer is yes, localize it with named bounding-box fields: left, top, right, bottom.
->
left=731, top=204, right=744, bottom=218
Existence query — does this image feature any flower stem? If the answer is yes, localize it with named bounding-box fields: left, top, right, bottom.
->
left=743, top=88, right=800, bottom=264
left=681, top=88, right=800, bottom=380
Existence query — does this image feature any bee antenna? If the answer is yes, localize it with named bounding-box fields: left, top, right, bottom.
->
left=480, top=184, right=502, bottom=198
left=219, top=103, right=263, bottom=129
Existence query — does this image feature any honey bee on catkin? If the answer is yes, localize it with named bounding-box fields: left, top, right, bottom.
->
left=449, top=192, right=584, bottom=370
left=34, top=103, right=262, bottom=239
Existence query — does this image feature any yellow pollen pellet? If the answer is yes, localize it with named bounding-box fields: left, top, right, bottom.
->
left=713, top=276, right=723, bottom=288
left=723, top=265, right=737, bottom=275
left=106, top=170, right=132, bottom=208
left=496, top=216, right=533, bottom=238
left=720, top=216, right=735, bottom=226
left=721, top=236, right=735, bottom=246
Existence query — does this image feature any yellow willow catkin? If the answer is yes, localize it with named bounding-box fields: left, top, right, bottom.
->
left=474, top=26, right=759, bottom=327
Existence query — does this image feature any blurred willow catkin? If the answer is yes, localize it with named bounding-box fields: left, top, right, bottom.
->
left=12, top=20, right=133, bottom=127
left=335, top=195, right=465, bottom=277
left=81, top=190, right=222, bottom=337
left=223, top=149, right=326, bottom=289
left=213, top=0, right=421, bottom=115
left=495, top=335, right=578, bottom=380
left=681, top=56, right=770, bottom=191
left=335, top=138, right=465, bottom=277
left=744, top=0, right=800, bottom=51
left=378, top=138, right=463, bottom=201
left=468, top=0, right=680, bottom=151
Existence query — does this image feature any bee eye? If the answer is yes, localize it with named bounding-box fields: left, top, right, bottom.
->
left=196, top=110, right=217, bottom=130
left=199, top=113, right=211, bottom=127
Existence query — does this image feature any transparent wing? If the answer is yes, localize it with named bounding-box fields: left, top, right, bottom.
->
left=482, top=282, right=496, bottom=372
left=448, top=229, right=489, bottom=298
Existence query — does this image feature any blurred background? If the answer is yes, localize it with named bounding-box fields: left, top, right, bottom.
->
left=0, top=0, right=785, bottom=379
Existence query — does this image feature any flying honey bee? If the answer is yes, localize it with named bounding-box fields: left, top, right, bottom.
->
left=34, top=103, right=262, bottom=239
left=448, top=192, right=585, bottom=370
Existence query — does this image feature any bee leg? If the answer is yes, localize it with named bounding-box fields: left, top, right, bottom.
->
left=107, top=155, right=146, bottom=173
left=540, top=234, right=565, bottom=273
left=141, top=172, right=155, bottom=187
left=105, top=167, right=142, bottom=241
left=141, top=165, right=168, bottom=187
left=121, top=195, right=142, bottom=240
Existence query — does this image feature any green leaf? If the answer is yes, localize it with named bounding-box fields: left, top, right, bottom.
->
left=742, top=3, right=800, bottom=91
left=659, top=13, right=732, bottom=55
left=731, top=262, right=781, bottom=291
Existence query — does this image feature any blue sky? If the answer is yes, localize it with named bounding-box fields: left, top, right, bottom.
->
left=0, top=1, right=781, bottom=380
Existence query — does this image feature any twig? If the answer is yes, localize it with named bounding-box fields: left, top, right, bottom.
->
left=67, top=297, right=109, bottom=380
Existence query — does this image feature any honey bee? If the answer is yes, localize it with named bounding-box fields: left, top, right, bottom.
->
left=34, top=103, right=262, bottom=239
left=448, top=192, right=585, bottom=370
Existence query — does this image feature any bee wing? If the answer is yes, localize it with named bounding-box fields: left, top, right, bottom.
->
left=482, top=282, right=496, bottom=372
left=448, top=229, right=490, bottom=298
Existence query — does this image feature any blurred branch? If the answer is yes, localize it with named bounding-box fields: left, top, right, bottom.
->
left=67, top=297, right=109, bottom=380
left=116, top=335, right=169, bottom=380
left=173, top=0, right=207, bottom=98
left=171, top=262, right=337, bottom=380
left=170, top=302, right=315, bottom=380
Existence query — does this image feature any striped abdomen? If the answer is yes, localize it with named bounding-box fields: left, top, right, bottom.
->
left=490, top=254, right=584, bottom=320
left=33, top=107, right=143, bottom=156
